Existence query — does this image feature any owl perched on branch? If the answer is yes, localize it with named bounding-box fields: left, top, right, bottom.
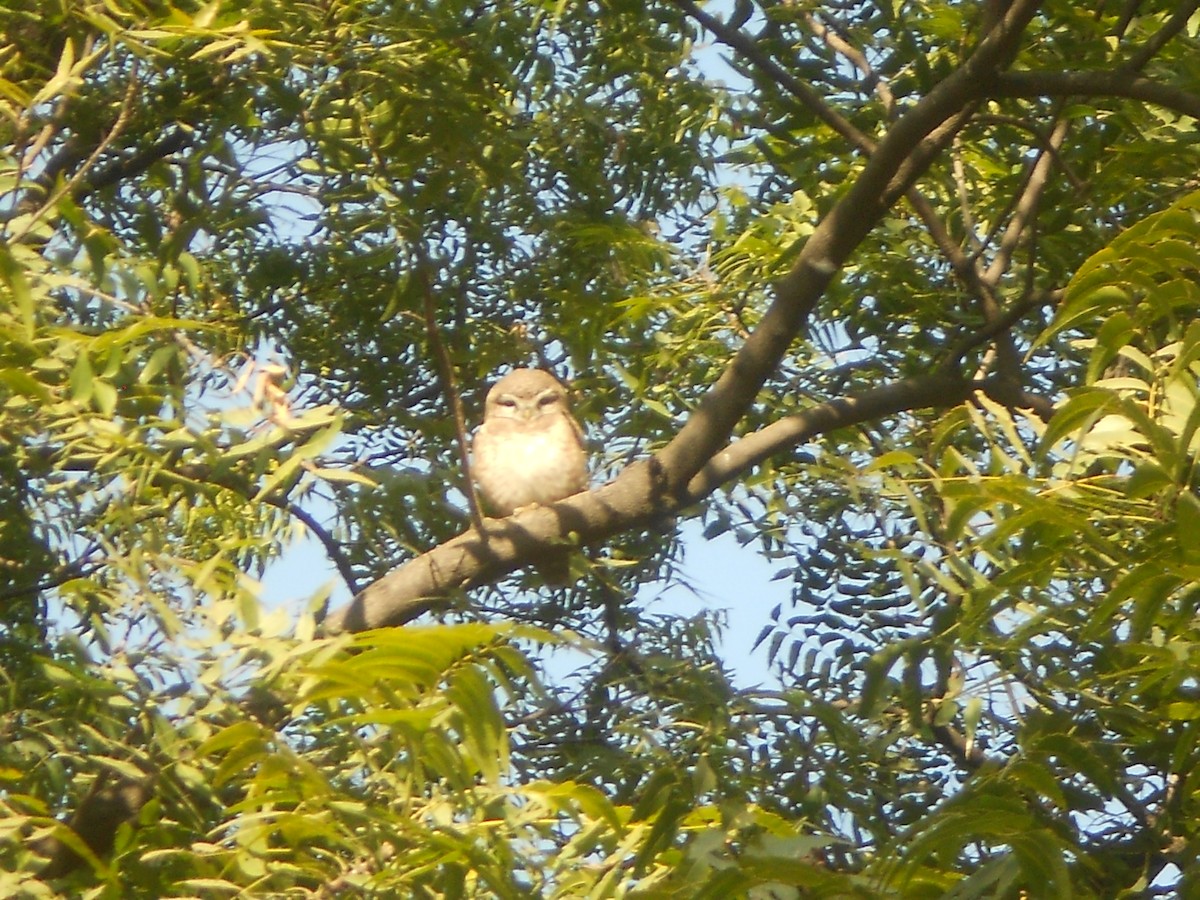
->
left=471, top=368, right=589, bottom=585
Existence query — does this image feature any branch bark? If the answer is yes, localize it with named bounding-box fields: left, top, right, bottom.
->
left=322, top=373, right=976, bottom=632
left=34, top=774, right=152, bottom=880
left=1122, top=0, right=1200, bottom=73
left=322, top=0, right=1045, bottom=633
left=990, top=71, right=1200, bottom=118
left=653, top=0, right=1042, bottom=494
left=79, top=126, right=193, bottom=197
left=681, top=374, right=974, bottom=503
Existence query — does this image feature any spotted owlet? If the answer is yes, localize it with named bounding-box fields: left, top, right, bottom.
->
left=471, top=368, right=588, bottom=585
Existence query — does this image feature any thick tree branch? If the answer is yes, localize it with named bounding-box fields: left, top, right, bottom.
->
left=34, top=774, right=152, bottom=879
left=15, top=136, right=85, bottom=211
left=79, top=126, right=193, bottom=197
left=653, top=0, right=1042, bottom=494
left=8, top=114, right=189, bottom=227
left=322, top=373, right=976, bottom=632
left=678, top=0, right=1043, bottom=385
left=990, top=71, right=1200, bottom=118
left=324, top=0, right=1044, bottom=631
left=979, top=378, right=1056, bottom=422
left=320, top=462, right=664, bottom=631
left=928, top=720, right=992, bottom=773
left=681, top=374, right=974, bottom=503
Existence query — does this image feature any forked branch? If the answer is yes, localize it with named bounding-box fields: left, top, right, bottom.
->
left=322, top=0, right=1045, bottom=632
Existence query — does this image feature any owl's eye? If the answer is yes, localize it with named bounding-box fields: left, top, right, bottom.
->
left=537, top=394, right=558, bottom=407
left=497, top=396, right=517, bottom=407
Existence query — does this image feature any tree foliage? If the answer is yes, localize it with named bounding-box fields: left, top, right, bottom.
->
left=3, top=0, right=1200, bottom=895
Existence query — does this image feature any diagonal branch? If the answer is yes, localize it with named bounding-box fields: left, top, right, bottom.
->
left=78, top=126, right=193, bottom=197
left=322, top=0, right=1044, bottom=633
left=322, top=373, right=976, bottom=632
left=1122, top=0, right=1200, bottom=73
left=6, top=66, right=142, bottom=243
left=939, top=289, right=1059, bottom=372
left=652, top=0, right=1042, bottom=494
left=983, top=118, right=1070, bottom=287
left=681, top=374, right=974, bottom=503
left=670, top=0, right=867, bottom=148
left=964, top=115, right=1070, bottom=388
left=806, top=12, right=896, bottom=116
left=678, top=0, right=1044, bottom=380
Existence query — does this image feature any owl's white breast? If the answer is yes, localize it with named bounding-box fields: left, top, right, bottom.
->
left=472, top=417, right=588, bottom=516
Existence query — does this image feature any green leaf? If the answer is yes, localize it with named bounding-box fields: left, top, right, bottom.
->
left=445, top=663, right=505, bottom=784
left=309, top=466, right=378, bottom=487
left=69, top=353, right=94, bottom=403
left=92, top=379, right=118, bottom=415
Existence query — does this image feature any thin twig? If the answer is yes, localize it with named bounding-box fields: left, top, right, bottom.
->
left=0, top=561, right=98, bottom=603
left=155, top=457, right=364, bottom=597
left=670, top=0, right=869, bottom=150
left=8, top=62, right=142, bottom=243
left=418, top=261, right=483, bottom=530
left=805, top=12, right=895, bottom=116
left=259, top=493, right=361, bottom=596
left=1122, top=0, right=1200, bottom=72
left=9, top=35, right=97, bottom=218
left=983, top=118, right=1070, bottom=286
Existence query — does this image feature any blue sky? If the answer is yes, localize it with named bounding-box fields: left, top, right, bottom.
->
left=261, top=514, right=786, bottom=688
left=258, top=8, right=786, bottom=689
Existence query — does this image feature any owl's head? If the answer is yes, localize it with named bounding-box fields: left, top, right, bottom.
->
left=484, top=368, right=570, bottom=422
